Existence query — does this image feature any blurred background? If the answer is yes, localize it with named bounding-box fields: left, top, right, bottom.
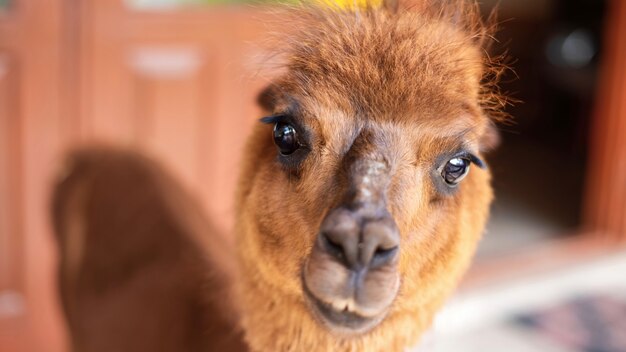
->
left=0, top=0, right=625, bottom=351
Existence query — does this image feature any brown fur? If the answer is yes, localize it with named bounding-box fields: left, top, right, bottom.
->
left=235, top=1, right=502, bottom=351
left=52, top=148, right=248, bottom=352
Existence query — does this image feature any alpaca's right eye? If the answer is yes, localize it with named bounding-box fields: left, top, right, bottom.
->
left=442, top=157, right=471, bottom=186
left=273, top=122, right=300, bottom=155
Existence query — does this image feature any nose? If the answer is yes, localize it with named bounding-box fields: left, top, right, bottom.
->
left=318, top=206, right=400, bottom=270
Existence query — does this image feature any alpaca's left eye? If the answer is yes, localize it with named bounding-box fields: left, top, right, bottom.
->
left=442, top=157, right=470, bottom=186
left=273, top=122, right=300, bottom=155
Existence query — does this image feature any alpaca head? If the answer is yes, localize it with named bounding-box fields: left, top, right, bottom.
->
left=236, top=1, right=504, bottom=350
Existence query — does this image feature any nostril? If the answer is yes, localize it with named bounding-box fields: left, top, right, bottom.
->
left=370, top=246, right=399, bottom=269
left=319, top=232, right=345, bottom=261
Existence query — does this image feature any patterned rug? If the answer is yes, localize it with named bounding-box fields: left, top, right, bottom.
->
left=514, top=295, right=626, bottom=352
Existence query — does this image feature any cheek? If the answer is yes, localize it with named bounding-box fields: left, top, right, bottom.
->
left=246, top=165, right=328, bottom=280
left=387, top=169, right=429, bottom=232
left=242, top=179, right=298, bottom=285
left=457, top=167, right=493, bottom=243
left=387, top=168, right=435, bottom=240
left=387, top=171, right=449, bottom=272
left=388, top=168, right=492, bottom=301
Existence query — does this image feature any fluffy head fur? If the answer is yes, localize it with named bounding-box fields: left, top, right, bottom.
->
left=236, top=1, right=503, bottom=351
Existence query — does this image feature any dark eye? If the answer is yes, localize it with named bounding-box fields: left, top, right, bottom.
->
left=442, top=157, right=471, bottom=186
left=273, top=122, right=300, bottom=155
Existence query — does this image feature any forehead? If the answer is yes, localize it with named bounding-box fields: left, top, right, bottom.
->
left=280, top=8, right=486, bottom=124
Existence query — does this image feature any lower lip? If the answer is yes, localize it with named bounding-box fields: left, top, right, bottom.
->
left=303, top=285, right=384, bottom=334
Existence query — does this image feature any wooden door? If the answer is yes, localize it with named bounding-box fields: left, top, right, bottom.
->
left=584, top=0, right=626, bottom=241
left=0, top=0, right=68, bottom=351
left=2, top=0, right=277, bottom=350
left=77, top=0, right=274, bottom=235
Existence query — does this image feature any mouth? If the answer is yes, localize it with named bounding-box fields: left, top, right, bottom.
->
left=302, top=279, right=387, bottom=335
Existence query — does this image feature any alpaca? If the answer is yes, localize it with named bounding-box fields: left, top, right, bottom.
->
left=52, top=1, right=505, bottom=351
left=234, top=1, right=503, bottom=351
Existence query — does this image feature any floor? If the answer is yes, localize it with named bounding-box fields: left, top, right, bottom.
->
left=413, top=251, right=626, bottom=352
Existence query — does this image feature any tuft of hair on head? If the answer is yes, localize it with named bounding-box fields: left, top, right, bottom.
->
left=419, top=1, right=516, bottom=120
left=256, top=0, right=513, bottom=122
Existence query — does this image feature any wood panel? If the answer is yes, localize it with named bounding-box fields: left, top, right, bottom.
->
left=0, top=53, right=23, bottom=299
left=584, top=0, right=626, bottom=241
left=0, top=22, right=32, bottom=352
left=130, top=47, right=205, bottom=189
left=0, top=0, right=69, bottom=351
left=0, top=52, right=32, bottom=352
left=0, top=12, right=19, bottom=50
left=81, top=1, right=272, bottom=234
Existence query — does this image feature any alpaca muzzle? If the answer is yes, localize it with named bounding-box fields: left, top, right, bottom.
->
left=303, top=158, right=401, bottom=334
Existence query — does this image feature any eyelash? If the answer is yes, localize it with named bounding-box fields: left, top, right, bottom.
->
left=434, top=151, right=484, bottom=172
left=454, top=151, right=485, bottom=169
left=259, top=114, right=285, bottom=125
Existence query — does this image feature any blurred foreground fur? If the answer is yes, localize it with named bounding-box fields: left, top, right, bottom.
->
left=52, top=148, right=247, bottom=352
